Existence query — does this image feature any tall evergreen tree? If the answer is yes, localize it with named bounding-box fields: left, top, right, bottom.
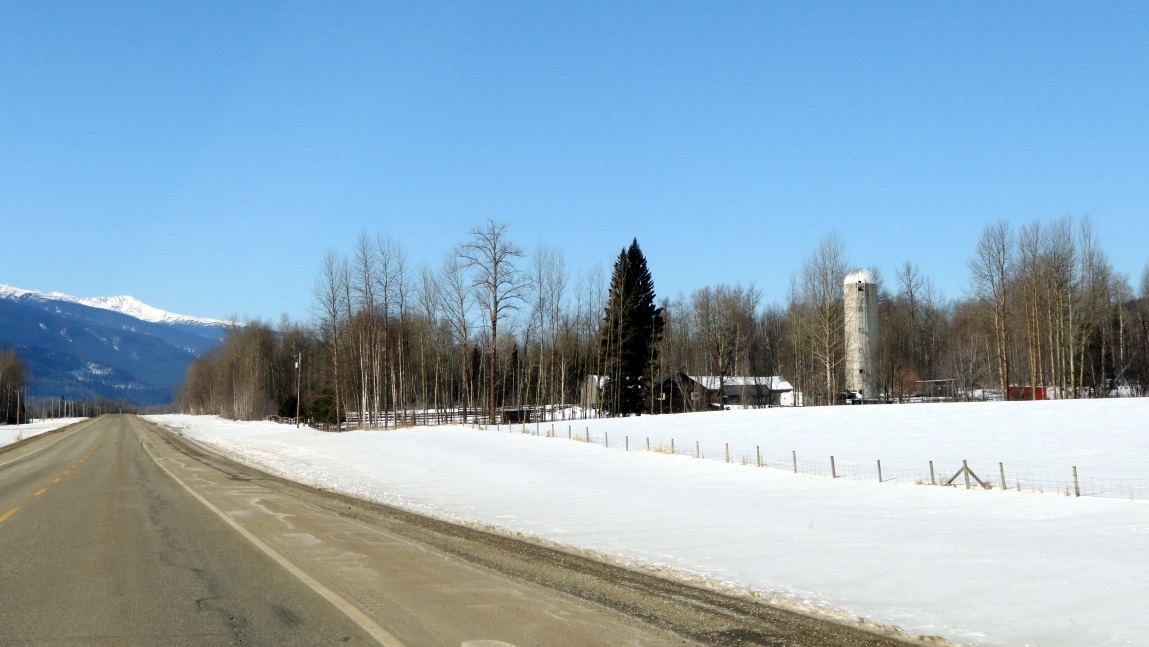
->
left=600, top=239, right=664, bottom=416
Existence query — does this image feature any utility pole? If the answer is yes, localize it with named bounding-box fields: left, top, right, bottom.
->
left=295, top=351, right=302, bottom=428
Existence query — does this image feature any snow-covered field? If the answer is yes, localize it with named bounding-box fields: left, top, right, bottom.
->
left=149, top=400, right=1149, bottom=647
left=0, top=418, right=85, bottom=449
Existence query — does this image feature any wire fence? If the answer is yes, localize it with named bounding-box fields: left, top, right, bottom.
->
left=466, top=420, right=1149, bottom=502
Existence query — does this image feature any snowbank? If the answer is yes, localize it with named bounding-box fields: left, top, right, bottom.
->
left=149, top=400, right=1149, bottom=647
left=0, top=418, right=85, bottom=449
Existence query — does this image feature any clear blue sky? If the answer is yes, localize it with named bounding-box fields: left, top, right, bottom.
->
left=4, top=2, right=1148, bottom=322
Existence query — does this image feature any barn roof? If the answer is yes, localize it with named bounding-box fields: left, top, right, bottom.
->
left=688, top=375, right=793, bottom=392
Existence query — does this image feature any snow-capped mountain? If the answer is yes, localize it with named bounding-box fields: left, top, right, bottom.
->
left=80, top=295, right=233, bottom=327
left=0, top=284, right=233, bottom=405
left=0, top=285, right=231, bottom=327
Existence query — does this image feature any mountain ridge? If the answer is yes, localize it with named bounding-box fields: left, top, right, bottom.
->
left=0, top=284, right=232, bottom=405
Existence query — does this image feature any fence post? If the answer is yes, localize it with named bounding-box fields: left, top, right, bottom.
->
left=1073, top=466, right=1081, bottom=497
left=999, top=463, right=1007, bottom=491
left=696, top=440, right=700, bottom=458
left=671, top=439, right=675, bottom=454
left=605, top=432, right=609, bottom=448
left=757, top=445, right=761, bottom=468
left=929, top=460, right=936, bottom=485
left=963, top=460, right=971, bottom=490
left=725, top=443, right=730, bottom=463
left=877, top=459, right=883, bottom=483
left=568, top=425, right=571, bottom=439
left=625, top=435, right=629, bottom=452
left=586, top=427, right=590, bottom=443
left=792, top=450, right=797, bottom=473
left=831, top=456, right=837, bottom=479
left=646, top=437, right=650, bottom=451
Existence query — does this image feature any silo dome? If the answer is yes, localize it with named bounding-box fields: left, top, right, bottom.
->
left=844, top=269, right=876, bottom=285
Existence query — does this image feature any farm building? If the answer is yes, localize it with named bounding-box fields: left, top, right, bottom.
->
left=584, top=373, right=795, bottom=414
left=690, top=375, right=793, bottom=408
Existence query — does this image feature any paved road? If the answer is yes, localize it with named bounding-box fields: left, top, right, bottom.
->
left=0, top=416, right=930, bottom=647
left=0, top=416, right=380, bottom=646
left=0, top=417, right=696, bottom=646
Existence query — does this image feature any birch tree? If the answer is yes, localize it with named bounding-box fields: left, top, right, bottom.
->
left=968, top=221, right=1014, bottom=397
left=796, top=234, right=848, bottom=404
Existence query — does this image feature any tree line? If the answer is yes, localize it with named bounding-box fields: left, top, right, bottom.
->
left=0, top=349, right=28, bottom=424
left=179, top=215, right=1149, bottom=423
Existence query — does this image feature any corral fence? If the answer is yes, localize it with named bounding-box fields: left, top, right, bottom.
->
left=265, top=415, right=340, bottom=432
left=343, top=409, right=489, bottom=428
left=465, top=420, right=1149, bottom=502
left=289, top=405, right=600, bottom=430
left=267, top=405, right=600, bottom=432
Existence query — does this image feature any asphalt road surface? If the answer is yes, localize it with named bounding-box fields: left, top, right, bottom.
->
left=0, top=416, right=933, bottom=647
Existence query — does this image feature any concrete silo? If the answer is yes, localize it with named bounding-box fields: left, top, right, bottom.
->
left=844, top=269, right=878, bottom=400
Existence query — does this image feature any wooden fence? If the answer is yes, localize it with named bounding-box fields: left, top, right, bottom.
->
left=467, top=421, right=1149, bottom=501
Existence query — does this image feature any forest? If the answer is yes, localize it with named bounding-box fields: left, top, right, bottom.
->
left=178, top=216, right=1149, bottom=424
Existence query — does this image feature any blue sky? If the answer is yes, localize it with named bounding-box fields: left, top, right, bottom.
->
left=3, top=2, right=1148, bottom=322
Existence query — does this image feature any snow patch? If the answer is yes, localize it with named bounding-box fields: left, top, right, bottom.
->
left=85, top=362, right=112, bottom=376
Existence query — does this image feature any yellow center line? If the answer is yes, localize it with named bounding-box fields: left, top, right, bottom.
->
left=52, top=478, right=62, bottom=483
left=34, top=488, right=48, bottom=496
left=0, top=507, right=19, bottom=523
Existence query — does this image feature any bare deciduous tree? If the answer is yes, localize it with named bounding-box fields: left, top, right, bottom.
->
left=969, top=220, right=1014, bottom=397
left=527, top=244, right=567, bottom=417
left=794, top=234, right=848, bottom=405
left=459, top=220, right=527, bottom=424
left=438, top=251, right=475, bottom=422
left=691, top=283, right=761, bottom=405
left=312, top=250, right=348, bottom=423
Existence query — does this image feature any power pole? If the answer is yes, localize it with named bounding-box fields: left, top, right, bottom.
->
left=295, top=351, right=302, bottom=428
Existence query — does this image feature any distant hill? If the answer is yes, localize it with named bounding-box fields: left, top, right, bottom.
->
left=0, top=285, right=232, bottom=405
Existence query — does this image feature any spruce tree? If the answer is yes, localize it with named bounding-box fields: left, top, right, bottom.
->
left=600, top=239, right=664, bottom=416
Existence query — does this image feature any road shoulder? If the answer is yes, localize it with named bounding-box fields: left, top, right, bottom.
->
left=139, top=416, right=950, bottom=647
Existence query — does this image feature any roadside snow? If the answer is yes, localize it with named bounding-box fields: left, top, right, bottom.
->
left=149, top=400, right=1149, bottom=647
left=0, top=418, right=85, bottom=448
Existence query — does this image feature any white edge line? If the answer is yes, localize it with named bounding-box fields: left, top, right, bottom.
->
left=131, top=419, right=406, bottom=647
